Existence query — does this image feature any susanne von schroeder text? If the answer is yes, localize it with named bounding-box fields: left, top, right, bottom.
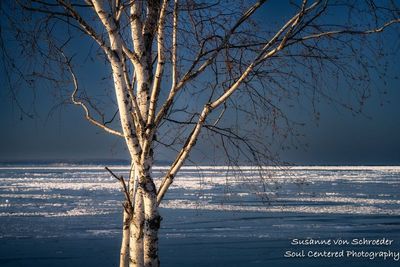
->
left=290, top=238, right=394, bottom=246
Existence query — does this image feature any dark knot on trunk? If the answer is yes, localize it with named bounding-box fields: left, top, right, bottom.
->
left=146, top=215, right=162, bottom=230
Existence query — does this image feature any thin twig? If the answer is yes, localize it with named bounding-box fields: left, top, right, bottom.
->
left=105, top=167, right=133, bottom=215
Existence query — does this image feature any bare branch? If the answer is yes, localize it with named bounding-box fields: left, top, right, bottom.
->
left=171, top=0, right=179, bottom=89
left=121, top=56, right=145, bottom=132
left=154, top=0, right=268, bottom=129
left=157, top=104, right=211, bottom=204
left=147, top=0, right=169, bottom=128
left=63, top=53, right=124, bottom=137
left=298, top=18, right=400, bottom=41
left=142, top=0, right=170, bottom=163
left=16, top=0, right=73, bottom=17
left=105, top=167, right=133, bottom=215
left=56, top=0, right=113, bottom=57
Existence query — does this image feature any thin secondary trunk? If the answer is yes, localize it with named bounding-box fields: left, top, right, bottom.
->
left=130, top=187, right=144, bottom=267
left=120, top=163, right=136, bottom=267
left=120, top=209, right=130, bottom=267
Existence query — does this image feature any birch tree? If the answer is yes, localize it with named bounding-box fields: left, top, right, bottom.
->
left=1, top=0, right=400, bottom=266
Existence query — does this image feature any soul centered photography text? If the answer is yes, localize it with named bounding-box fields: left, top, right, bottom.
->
left=284, top=238, right=399, bottom=261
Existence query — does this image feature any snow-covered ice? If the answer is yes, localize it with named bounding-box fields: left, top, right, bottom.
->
left=0, top=165, right=400, bottom=266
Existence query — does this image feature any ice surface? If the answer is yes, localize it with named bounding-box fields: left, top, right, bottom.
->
left=1, top=165, right=400, bottom=266
left=1, top=165, right=399, bottom=218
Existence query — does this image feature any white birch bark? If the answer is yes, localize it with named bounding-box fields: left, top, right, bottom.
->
left=120, top=162, right=137, bottom=267
left=140, top=167, right=160, bottom=267
left=120, top=208, right=131, bottom=267
left=91, top=3, right=146, bottom=267
left=113, top=60, right=143, bottom=267
left=129, top=1, right=151, bottom=120
left=130, top=186, right=145, bottom=267
left=91, top=0, right=142, bottom=160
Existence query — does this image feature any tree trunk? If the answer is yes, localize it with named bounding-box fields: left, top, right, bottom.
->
left=125, top=162, right=160, bottom=267
left=120, top=162, right=137, bottom=267
left=142, top=178, right=160, bottom=267
left=120, top=209, right=130, bottom=267
left=130, top=187, right=144, bottom=267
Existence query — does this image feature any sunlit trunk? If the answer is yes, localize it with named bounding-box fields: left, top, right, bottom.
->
left=142, top=175, right=160, bottom=267
left=128, top=161, right=160, bottom=267
left=120, top=163, right=136, bottom=267
left=108, top=43, right=143, bottom=266
left=130, top=186, right=144, bottom=267
left=120, top=208, right=130, bottom=267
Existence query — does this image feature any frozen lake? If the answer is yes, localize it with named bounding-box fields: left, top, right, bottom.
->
left=0, top=165, right=400, bottom=266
